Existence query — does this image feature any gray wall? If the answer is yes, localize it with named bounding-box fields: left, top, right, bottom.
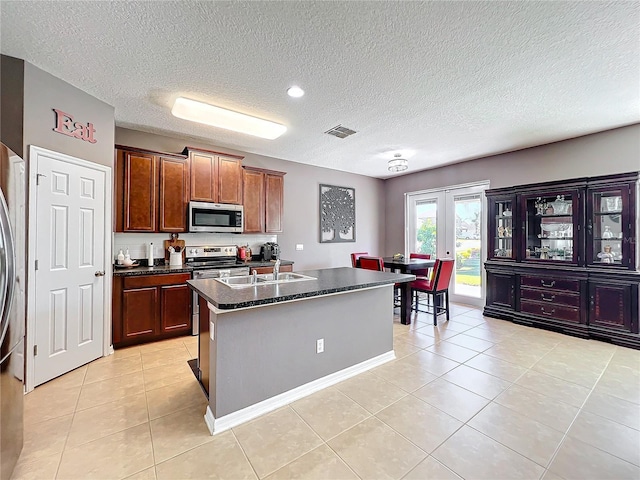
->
left=384, top=124, right=640, bottom=255
left=116, top=127, right=386, bottom=270
left=23, top=61, right=115, bottom=167
left=210, top=285, right=394, bottom=417
left=0, top=55, right=24, bottom=154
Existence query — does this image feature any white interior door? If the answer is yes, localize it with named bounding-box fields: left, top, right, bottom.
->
left=406, top=183, right=487, bottom=308
left=31, top=148, right=107, bottom=386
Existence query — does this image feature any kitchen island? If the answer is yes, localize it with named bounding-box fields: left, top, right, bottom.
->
left=188, top=267, right=414, bottom=434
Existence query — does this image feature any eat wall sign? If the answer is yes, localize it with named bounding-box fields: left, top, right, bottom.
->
left=52, top=108, right=97, bottom=143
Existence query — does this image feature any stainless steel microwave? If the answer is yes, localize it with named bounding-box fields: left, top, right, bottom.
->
left=188, top=201, right=243, bottom=233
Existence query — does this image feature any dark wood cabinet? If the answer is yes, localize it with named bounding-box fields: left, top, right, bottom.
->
left=118, top=149, right=157, bottom=232
left=242, top=168, right=265, bottom=233
left=265, top=173, right=284, bottom=233
left=485, top=271, right=516, bottom=315
left=184, top=147, right=243, bottom=205
left=242, top=166, right=285, bottom=234
left=159, top=156, right=189, bottom=232
left=160, top=284, right=191, bottom=333
left=484, top=172, right=640, bottom=348
left=115, top=146, right=188, bottom=233
left=113, top=273, right=192, bottom=347
left=122, top=287, right=157, bottom=340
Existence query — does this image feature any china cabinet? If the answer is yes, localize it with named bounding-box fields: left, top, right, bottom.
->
left=484, top=172, right=639, bottom=349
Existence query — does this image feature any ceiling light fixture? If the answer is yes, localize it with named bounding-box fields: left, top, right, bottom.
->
left=171, top=97, right=287, bottom=140
left=287, top=86, right=305, bottom=98
left=388, top=154, right=408, bottom=172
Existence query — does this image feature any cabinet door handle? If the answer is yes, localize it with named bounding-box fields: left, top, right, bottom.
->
left=540, top=306, right=555, bottom=316
left=540, top=280, right=555, bottom=288
left=541, top=294, right=555, bottom=302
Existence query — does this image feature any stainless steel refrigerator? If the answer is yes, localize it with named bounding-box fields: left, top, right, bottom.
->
left=0, top=143, right=25, bottom=480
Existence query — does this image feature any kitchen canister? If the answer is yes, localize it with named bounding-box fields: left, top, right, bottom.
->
left=169, top=251, right=182, bottom=266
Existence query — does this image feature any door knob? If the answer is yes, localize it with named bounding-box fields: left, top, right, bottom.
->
left=94, top=271, right=105, bottom=277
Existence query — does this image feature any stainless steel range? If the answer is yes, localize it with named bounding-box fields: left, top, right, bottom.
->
left=187, top=245, right=250, bottom=334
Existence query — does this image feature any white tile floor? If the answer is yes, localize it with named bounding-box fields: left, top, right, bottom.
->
left=11, top=304, right=640, bottom=479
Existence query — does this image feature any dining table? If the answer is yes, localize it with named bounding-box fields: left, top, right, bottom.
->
left=382, top=257, right=436, bottom=325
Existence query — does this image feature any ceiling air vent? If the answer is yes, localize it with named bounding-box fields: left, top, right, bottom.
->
left=324, top=124, right=357, bottom=139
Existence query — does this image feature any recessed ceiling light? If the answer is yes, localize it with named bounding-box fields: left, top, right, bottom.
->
left=171, top=97, right=287, bottom=140
left=287, top=86, right=305, bottom=98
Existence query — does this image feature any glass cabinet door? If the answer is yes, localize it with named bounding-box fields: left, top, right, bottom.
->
left=522, top=190, right=579, bottom=264
left=488, top=196, right=515, bottom=260
left=587, top=186, right=630, bottom=268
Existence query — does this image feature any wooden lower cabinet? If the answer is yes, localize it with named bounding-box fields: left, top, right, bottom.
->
left=485, top=271, right=516, bottom=317
left=484, top=264, right=640, bottom=348
left=122, top=287, right=158, bottom=339
left=588, top=278, right=639, bottom=347
left=160, top=284, right=192, bottom=333
left=250, top=264, right=293, bottom=275
left=113, top=273, right=192, bottom=347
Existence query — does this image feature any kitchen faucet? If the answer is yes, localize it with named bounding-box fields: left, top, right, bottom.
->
left=273, top=259, right=281, bottom=280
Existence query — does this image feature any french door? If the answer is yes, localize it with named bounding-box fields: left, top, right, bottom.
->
left=406, top=183, right=487, bottom=307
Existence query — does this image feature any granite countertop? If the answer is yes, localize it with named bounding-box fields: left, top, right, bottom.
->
left=113, top=259, right=294, bottom=277
left=188, top=267, right=415, bottom=311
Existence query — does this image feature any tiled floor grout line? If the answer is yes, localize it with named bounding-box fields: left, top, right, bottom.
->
left=284, top=404, right=364, bottom=480
left=229, top=428, right=262, bottom=480
left=541, top=345, right=638, bottom=473
left=53, top=365, right=89, bottom=479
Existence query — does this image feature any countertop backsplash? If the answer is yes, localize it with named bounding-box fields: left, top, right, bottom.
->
left=113, top=232, right=277, bottom=264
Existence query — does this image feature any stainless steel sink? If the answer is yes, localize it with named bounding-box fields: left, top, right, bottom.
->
left=215, top=272, right=316, bottom=288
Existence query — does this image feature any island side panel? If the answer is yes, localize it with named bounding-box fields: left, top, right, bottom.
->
left=209, top=285, right=394, bottom=418
left=198, top=296, right=211, bottom=396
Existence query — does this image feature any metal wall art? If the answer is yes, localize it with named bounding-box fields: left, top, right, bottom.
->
left=319, top=184, right=355, bottom=243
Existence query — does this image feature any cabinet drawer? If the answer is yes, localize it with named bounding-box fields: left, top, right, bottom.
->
left=520, top=276, right=579, bottom=292
left=521, top=300, right=581, bottom=323
left=124, top=273, right=191, bottom=289
left=520, top=288, right=580, bottom=307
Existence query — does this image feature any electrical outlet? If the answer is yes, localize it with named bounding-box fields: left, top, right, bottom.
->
left=316, top=338, right=324, bottom=354
left=296, top=244, right=304, bottom=251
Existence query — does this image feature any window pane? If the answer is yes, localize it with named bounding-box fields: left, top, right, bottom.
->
left=454, top=195, right=481, bottom=298
left=415, top=200, right=437, bottom=255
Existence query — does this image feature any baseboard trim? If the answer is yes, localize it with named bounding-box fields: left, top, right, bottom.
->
left=204, top=350, right=396, bottom=435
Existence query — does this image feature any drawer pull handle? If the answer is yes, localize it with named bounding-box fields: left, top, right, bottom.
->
left=541, top=294, right=555, bottom=302
left=540, top=280, right=556, bottom=288
left=540, top=307, right=555, bottom=316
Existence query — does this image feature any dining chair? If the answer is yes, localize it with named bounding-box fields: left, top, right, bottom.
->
left=357, top=256, right=384, bottom=271
left=350, top=252, right=369, bottom=268
left=410, top=258, right=455, bottom=326
left=358, top=256, right=404, bottom=308
left=410, top=252, right=432, bottom=308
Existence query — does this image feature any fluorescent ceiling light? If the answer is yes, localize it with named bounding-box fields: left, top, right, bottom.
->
left=171, top=97, right=287, bottom=139
left=287, top=86, right=305, bottom=98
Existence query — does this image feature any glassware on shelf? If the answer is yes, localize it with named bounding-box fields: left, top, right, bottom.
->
left=602, top=226, right=613, bottom=239
left=604, top=196, right=622, bottom=212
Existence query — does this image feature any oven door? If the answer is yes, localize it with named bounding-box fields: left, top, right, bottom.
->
left=188, top=201, right=243, bottom=233
left=191, top=267, right=250, bottom=335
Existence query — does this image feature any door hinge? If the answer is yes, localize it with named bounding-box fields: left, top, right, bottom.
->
left=36, top=173, right=46, bottom=185
left=35, top=260, right=39, bottom=271
left=34, top=345, right=38, bottom=356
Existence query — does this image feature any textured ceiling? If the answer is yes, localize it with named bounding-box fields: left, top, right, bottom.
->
left=1, top=1, right=639, bottom=178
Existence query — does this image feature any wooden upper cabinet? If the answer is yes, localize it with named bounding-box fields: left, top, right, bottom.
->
left=265, top=173, right=284, bottom=233
left=122, top=150, right=157, bottom=232
left=184, top=147, right=243, bottom=204
left=115, top=146, right=189, bottom=233
left=243, top=168, right=265, bottom=233
left=242, top=166, right=285, bottom=233
left=190, top=151, right=217, bottom=202
left=159, top=156, right=189, bottom=232
left=218, top=156, right=243, bottom=204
